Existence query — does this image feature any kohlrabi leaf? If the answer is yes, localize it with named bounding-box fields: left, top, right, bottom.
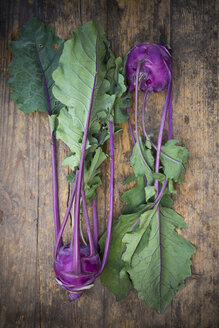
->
left=160, top=194, right=173, bottom=208
left=126, top=206, right=196, bottom=313
left=121, top=176, right=146, bottom=214
left=99, top=212, right=139, bottom=300
left=106, top=55, right=131, bottom=123
left=52, top=21, right=117, bottom=170
left=130, top=137, right=154, bottom=185
left=83, top=147, right=106, bottom=202
left=8, top=18, right=64, bottom=114
left=122, top=207, right=157, bottom=264
left=64, top=147, right=106, bottom=201
left=55, top=107, right=85, bottom=170
left=123, top=173, right=137, bottom=185
left=52, top=20, right=115, bottom=128
left=145, top=185, right=156, bottom=202
left=99, top=204, right=150, bottom=300
left=66, top=171, right=75, bottom=183
left=160, top=140, right=189, bottom=184
left=153, top=172, right=166, bottom=184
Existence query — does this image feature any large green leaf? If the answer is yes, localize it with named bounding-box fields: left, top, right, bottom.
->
left=52, top=20, right=115, bottom=129
left=122, top=208, right=157, bottom=264
left=126, top=206, right=196, bottom=313
left=99, top=211, right=141, bottom=300
left=99, top=204, right=150, bottom=300
left=8, top=18, right=64, bottom=114
left=52, top=21, right=117, bottom=172
left=160, top=140, right=189, bottom=184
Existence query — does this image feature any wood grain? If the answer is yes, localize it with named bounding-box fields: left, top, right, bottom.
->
left=0, top=0, right=218, bottom=327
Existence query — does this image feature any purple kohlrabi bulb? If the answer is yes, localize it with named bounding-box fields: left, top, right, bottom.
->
left=126, top=43, right=172, bottom=93
left=54, top=243, right=101, bottom=301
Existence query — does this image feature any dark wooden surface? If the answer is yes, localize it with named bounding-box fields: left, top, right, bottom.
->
left=0, top=0, right=218, bottom=327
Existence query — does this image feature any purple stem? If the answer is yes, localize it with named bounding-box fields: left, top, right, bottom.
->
left=135, top=62, right=152, bottom=172
left=155, top=69, right=172, bottom=301
left=98, top=125, right=103, bottom=143
left=92, top=198, right=98, bottom=250
left=35, top=43, right=60, bottom=239
left=142, top=91, right=184, bottom=168
left=127, top=177, right=167, bottom=234
left=148, top=179, right=167, bottom=210
left=51, top=134, right=60, bottom=240
left=155, top=79, right=172, bottom=194
left=164, top=60, right=172, bottom=141
left=54, top=170, right=79, bottom=258
left=127, top=107, right=136, bottom=145
left=81, top=186, right=95, bottom=256
left=97, top=120, right=114, bottom=275
left=72, top=71, right=97, bottom=274
left=168, top=89, right=172, bottom=139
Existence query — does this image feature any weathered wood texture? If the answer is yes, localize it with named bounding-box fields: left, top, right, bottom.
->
left=0, top=0, right=218, bottom=327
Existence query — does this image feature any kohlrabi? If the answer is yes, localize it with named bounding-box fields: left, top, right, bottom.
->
left=99, top=43, right=195, bottom=313
left=8, top=18, right=129, bottom=301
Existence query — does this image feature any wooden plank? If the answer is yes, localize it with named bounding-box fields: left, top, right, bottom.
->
left=0, top=0, right=218, bottom=327
left=0, top=1, right=42, bottom=327
left=171, top=0, right=218, bottom=327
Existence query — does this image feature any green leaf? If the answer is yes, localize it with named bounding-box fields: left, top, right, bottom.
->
left=130, top=137, right=154, bottom=185
left=52, top=20, right=123, bottom=172
left=53, top=20, right=116, bottom=129
left=123, top=173, right=137, bottom=185
left=145, top=139, right=152, bottom=149
left=145, top=186, right=156, bottom=202
left=153, top=172, right=166, bottom=184
left=56, top=107, right=85, bottom=170
left=99, top=209, right=146, bottom=300
left=127, top=206, right=196, bottom=313
left=122, top=207, right=157, bottom=264
left=66, top=171, right=75, bottom=183
left=160, top=194, right=173, bottom=208
left=83, top=147, right=106, bottom=202
left=111, top=58, right=131, bottom=123
left=121, top=176, right=146, bottom=214
left=99, top=204, right=151, bottom=300
left=168, top=179, right=177, bottom=194
left=49, top=114, right=58, bottom=133
left=160, top=140, right=189, bottom=184
left=8, top=18, right=64, bottom=114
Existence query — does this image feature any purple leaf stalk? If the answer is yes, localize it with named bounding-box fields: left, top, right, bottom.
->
left=53, top=117, right=115, bottom=301
left=125, top=43, right=172, bottom=235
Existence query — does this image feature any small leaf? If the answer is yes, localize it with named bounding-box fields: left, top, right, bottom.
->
left=121, top=176, right=146, bottom=214
left=161, top=139, right=189, bottom=184
left=145, top=185, right=156, bottom=202
left=145, top=139, right=152, bottom=149
left=83, top=147, right=106, bottom=202
left=66, top=171, right=75, bottom=183
left=160, top=194, right=173, bottom=208
left=123, top=173, right=137, bottom=185
left=130, top=137, right=154, bottom=185
left=49, top=114, right=58, bottom=133
left=153, top=172, right=166, bottom=183
left=168, top=179, right=177, bottom=194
